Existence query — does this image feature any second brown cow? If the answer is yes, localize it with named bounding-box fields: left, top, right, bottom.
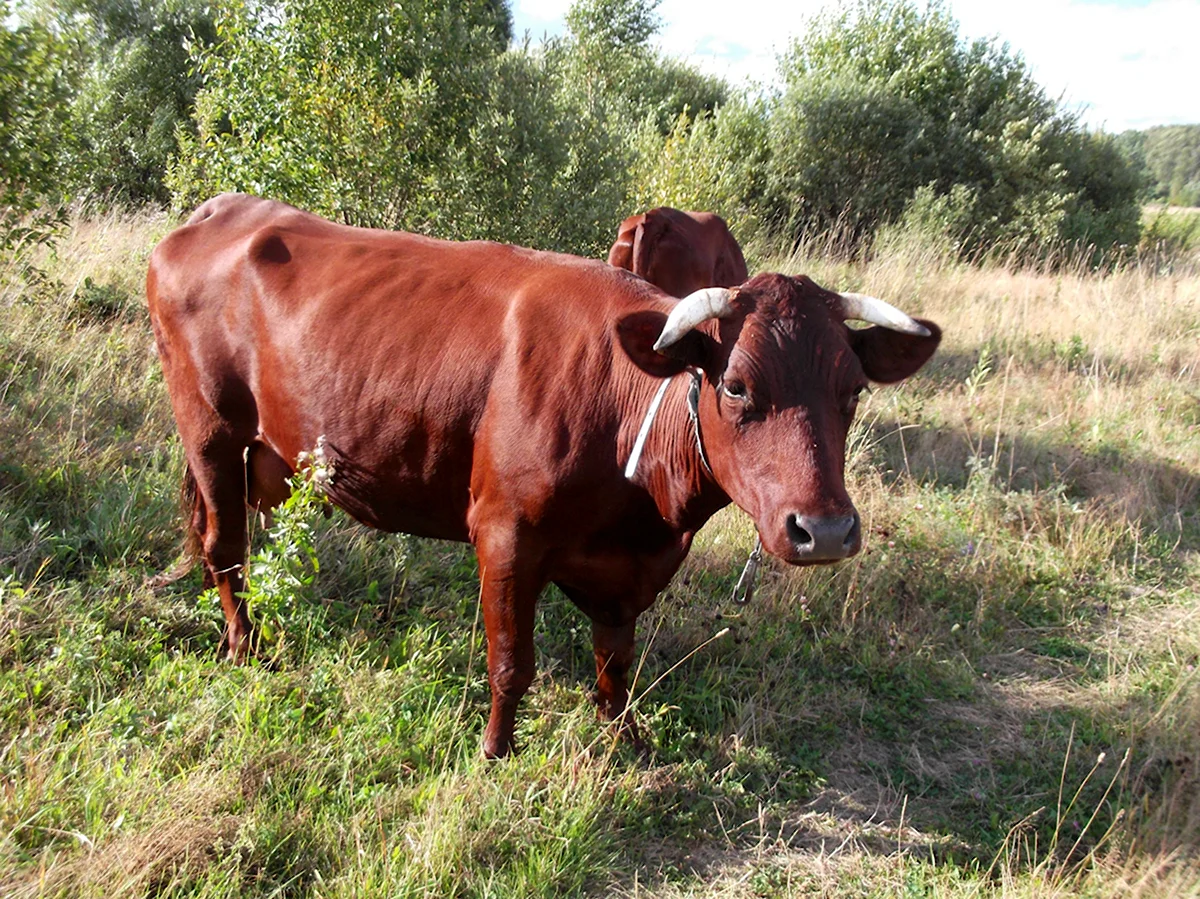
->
left=607, top=207, right=748, bottom=298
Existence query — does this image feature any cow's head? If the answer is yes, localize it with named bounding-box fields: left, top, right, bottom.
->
left=619, top=273, right=940, bottom=565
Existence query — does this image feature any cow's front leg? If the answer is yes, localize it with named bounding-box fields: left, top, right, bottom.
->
left=592, top=619, right=643, bottom=747
left=477, top=544, right=541, bottom=759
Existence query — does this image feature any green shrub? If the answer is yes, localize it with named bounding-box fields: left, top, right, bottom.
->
left=872, top=183, right=979, bottom=263
left=764, top=0, right=1143, bottom=264
left=0, top=3, right=78, bottom=254
left=169, top=0, right=645, bottom=255
left=1137, top=124, right=1200, bottom=206
left=628, top=99, right=770, bottom=241
left=66, top=0, right=217, bottom=205
left=1140, top=207, right=1200, bottom=267
left=415, top=43, right=632, bottom=255
left=766, top=72, right=932, bottom=249
left=563, top=0, right=726, bottom=135
left=168, top=0, right=510, bottom=231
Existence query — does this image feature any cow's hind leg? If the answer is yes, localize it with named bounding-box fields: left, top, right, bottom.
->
left=188, top=439, right=257, bottom=661
left=245, top=440, right=294, bottom=529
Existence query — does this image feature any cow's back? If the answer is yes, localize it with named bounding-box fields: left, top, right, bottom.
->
left=148, top=194, right=661, bottom=540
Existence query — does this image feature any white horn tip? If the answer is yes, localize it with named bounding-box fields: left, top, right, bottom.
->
left=839, top=291, right=931, bottom=337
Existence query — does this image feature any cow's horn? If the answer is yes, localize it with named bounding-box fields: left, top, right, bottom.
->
left=653, top=287, right=737, bottom=351
left=838, top=292, right=931, bottom=337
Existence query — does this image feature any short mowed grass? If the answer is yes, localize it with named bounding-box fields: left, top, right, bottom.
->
left=2, top=211, right=1198, bottom=897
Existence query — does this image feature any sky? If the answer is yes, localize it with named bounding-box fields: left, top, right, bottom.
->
left=511, top=0, right=1199, bottom=133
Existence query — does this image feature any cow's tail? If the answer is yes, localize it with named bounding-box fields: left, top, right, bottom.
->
left=181, top=463, right=206, bottom=563
left=146, top=462, right=206, bottom=590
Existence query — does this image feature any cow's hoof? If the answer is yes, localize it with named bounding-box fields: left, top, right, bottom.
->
left=482, top=738, right=516, bottom=760
left=482, top=725, right=517, bottom=759
left=597, top=706, right=649, bottom=758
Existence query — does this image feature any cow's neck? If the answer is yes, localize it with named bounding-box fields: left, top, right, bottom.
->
left=634, top=374, right=731, bottom=534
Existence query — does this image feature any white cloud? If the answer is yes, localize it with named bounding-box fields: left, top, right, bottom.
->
left=510, top=0, right=1197, bottom=131
left=511, top=0, right=573, bottom=39
left=655, top=0, right=826, bottom=88
left=951, top=0, right=1200, bottom=130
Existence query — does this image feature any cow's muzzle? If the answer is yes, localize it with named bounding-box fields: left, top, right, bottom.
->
left=785, top=511, right=861, bottom=563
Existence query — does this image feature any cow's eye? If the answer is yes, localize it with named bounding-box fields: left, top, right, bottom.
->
left=722, top=380, right=748, bottom=401
left=845, top=385, right=867, bottom=414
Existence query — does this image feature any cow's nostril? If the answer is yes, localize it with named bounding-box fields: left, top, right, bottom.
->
left=786, top=514, right=814, bottom=548
left=843, top=513, right=861, bottom=550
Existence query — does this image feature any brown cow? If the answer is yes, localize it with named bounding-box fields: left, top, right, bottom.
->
left=147, top=194, right=940, bottom=758
left=607, top=207, right=749, bottom=297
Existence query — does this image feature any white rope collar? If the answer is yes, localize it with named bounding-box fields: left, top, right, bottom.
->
left=624, top=376, right=673, bottom=479
left=625, top=369, right=713, bottom=481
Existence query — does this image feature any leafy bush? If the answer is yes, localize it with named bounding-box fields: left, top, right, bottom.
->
left=232, top=454, right=328, bottom=659
left=169, top=0, right=739, bottom=255
left=64, top=0, right=217, bottom=205
left=766, top=72, right=932, bottom=248
left=1122, top=124, right=1200, bottom=206
left=1139, top=207, right=1200, bottom=269
left=563, top=0, right=726, bottom=135
left=169, top=0, right=640, bottom=254
left=871, top=183, right=979, bottom=263
left=763, top=0, right=1143, bottom=263
left=628, top=99, right=770, bottom=242
left=169, top=0, right=510, bottom=231
left=66, top=276, right=140, bottom=323
left=1055, top=128, right=1144, bottom=261
left=0, top=3, right=77, bottom=254
left=413, top=43, right=632, bottom=254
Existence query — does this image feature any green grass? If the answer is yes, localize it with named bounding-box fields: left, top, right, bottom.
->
left=2, top=211, right=1199, bottom=896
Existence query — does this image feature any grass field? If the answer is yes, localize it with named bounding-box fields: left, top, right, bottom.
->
left=1, top=210, right=1198, bottom=896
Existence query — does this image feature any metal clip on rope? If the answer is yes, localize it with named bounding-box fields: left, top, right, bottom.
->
left=731, top=537, right=764, bottom=605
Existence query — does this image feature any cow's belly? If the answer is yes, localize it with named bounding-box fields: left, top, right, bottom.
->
left=323, top=477, right=466, bottom=541
left=256, top=419, right=476, bottom=543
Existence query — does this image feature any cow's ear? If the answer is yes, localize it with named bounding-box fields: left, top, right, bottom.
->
left=617, top=310, right=712, bottom=378
left=848, top=319, right=941, bottom=384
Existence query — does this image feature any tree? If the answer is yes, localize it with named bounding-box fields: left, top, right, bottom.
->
left=419, top=44, right=632, bottom=255
left=767, top=0, right=1142, bottom=261
left=628, top=99, right=770, bottom=240
left=766, top=73, right=932, bottom=246
left=65, top=0, right=217, bottom=204
left=0, top=2, right=78, bottom=252
left=562, top=0, right=726, bottom=133
left=1141, top=125, right=1200, bottom=206
left=170, top=0, right=513, bottom=231
left=169, top=0, right=636, bottom=254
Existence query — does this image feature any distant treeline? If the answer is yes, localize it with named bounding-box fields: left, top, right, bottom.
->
left=1117, top=126, right=1200, bottom=209
left=0, top=0, right=1172, bottom=265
